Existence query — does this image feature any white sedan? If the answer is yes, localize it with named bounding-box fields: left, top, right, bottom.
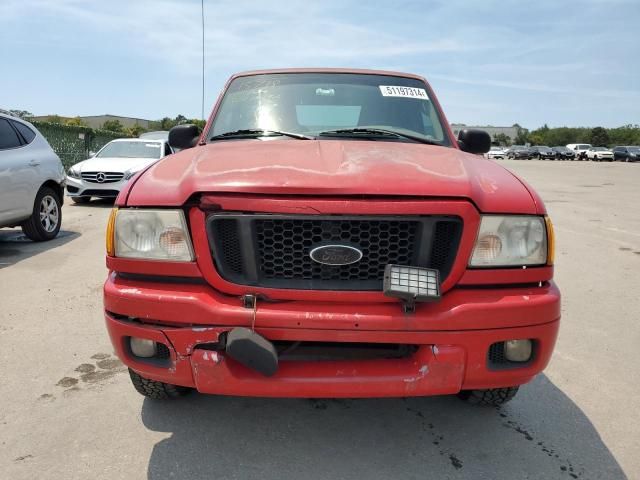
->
left=586, top=147, right=614, bottom=162
left=484, top=146, right=507, bottom=160
left=66, top=138, right=172, bottom=203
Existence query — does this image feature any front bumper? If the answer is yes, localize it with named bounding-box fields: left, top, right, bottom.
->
left=104, top=274, right=561, bottom=398
left=66, top=176, right=127, bottom=197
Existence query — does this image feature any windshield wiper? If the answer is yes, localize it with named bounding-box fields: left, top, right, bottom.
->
left=210, top=129, right=312, bottom=141
left=318, top=128, right=440, bottom=145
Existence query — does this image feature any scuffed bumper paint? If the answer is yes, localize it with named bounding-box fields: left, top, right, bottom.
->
left=104, top=274, right=560, bottom=398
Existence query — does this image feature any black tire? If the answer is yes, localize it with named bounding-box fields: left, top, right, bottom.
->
left=128, top=368, right=191, bottom=400
left=71, top=196, right=91, bottom=204
left=21, top=186, right=61, bottom=242
left=458, top=386, right=519, bottom=406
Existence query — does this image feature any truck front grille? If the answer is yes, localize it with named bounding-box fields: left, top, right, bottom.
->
left=207, top=214, right=462, bottom=291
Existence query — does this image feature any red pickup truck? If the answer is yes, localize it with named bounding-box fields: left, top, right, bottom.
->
left=104, top=69, right=559, bottom=406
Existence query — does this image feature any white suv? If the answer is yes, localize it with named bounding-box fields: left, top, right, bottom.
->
left=566, top=143, right=592, bottom=161
left=0, top=112, right=65, bottom=241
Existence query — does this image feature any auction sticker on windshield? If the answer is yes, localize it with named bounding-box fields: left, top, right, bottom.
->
left=379, top=86, right=429, bottom=99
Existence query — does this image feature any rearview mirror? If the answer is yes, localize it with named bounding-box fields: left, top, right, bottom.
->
left=457, top=129, right=491, bottom=154
left=168, top=124, right=200, bottom=150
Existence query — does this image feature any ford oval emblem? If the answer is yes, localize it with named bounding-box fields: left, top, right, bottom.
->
left=309, top=245, right=363, bottom=266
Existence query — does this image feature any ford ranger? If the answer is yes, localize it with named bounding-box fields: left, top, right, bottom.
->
left=104, top=69, right=560, bottom=406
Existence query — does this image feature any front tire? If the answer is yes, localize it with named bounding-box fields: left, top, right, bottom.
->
left=128, top=369, right=191, bottom=400
left=21, top=187, right=61, bottom=241
left=458, top=386, right=520, bottom=406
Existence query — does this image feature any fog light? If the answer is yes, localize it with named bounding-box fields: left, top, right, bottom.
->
left=383, top=265, right=441, bottom=312
left=130, top=337, right=157, bottom=358
left=504, top=339, right=532, bottom=362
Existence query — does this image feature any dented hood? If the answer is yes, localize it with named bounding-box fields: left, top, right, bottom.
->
left=125, top=139, right=538, bottom=213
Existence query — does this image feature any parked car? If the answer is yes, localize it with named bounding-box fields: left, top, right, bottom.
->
left=566, top=143, right=592, bottom=160
left=66, top=138, right=173, bottom=203
left=613, top=146, right=640, bottom=162
left=104, top=68, right=559, bottom=406
left=0, top=111, right=65, bottom=241
left=485, top=146, right=507, bottom=159
left=506, top=145, right=532, bottom=159
left=530, top=146, right=555, bottom=160
left=586, top=147, right=614, bottom=162
left=139, top=131, right=169, bottom=141
left=551, top=146, right=576, bottom=160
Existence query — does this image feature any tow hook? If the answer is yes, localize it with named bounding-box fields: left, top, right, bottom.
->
left=225, top=294, right=278, bottom=376
left=225, top=327, right=278, bottom=377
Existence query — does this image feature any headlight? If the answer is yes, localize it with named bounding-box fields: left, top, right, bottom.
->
left=123, top=169, right=139, bottom=180
left=67, top=166, right=81, bottom=179
left=470, top=215, right=549, bottom=267
left=111, top=209, right=194, bottom=261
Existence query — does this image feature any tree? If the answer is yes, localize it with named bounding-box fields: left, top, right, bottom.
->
left=65, top=117, right=87, bottom=127
left=513, top=124, right=530, bottom=145
left=493, top=133, right=511, bottom=146
left=46, top=115, right=63, bottom=124
left=8, top=109, right=33, bottom=119
left=125, top=124, right=146, bottom=137
left=589, top=126, right=610, bottom=147
left=102, top=119, right=124, bottom=133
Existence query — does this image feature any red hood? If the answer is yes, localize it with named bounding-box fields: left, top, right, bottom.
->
left=124, top=139, right=541, bottom=214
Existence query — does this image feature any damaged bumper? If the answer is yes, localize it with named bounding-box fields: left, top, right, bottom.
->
left=104, top=274, right=560, bottom=398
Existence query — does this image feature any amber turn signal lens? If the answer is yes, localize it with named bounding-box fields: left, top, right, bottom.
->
left=545, top=216, right=555, bottom=265
left=106, top=208, right=118, bottom=256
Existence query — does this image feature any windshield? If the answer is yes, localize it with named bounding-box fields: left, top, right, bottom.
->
left=592, top=147, right=607, bottom=151
left=96, top=141, right=162, bottom=159
left=209, top=73, right=450, bottom=146
left=553, top=147, right=569, bottom=151
left=628, top=147, right=640, bottom=152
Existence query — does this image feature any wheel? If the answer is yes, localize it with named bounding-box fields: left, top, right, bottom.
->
left=128, top=368, right=191, bottom=399
left=593, top=156, right=598, bottom=161
left=458, top=386, right=520, bottom=406
left=21, top=187, right=61, bottom=241
left=71, top=196, right=91, bottom=204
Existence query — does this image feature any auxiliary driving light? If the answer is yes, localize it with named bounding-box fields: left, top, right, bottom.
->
left=504, top=339, right=533, bottom=362
left=129, top=337, right=157, bottom=358
left=383, top=265, right=440, bottom=312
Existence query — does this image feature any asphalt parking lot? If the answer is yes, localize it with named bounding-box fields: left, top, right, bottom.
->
left=0, top=159, right=638, bottom=480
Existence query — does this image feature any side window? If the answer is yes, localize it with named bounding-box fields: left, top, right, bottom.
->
left=0, top=118, right=22, bottom=150
left=12, top=121, right=36, bottom=144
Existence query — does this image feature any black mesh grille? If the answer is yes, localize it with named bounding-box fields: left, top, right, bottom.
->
left=257, top=219, right=417, bottom=281
left=208, top=214, right=462, bottom=291
left=155, top=343, right=171, bottom=360
left=216, top=219, right=244, bottom=274
left=488, top=342, right=507, bottom=364
left=431, top=221, right=463, bottom=275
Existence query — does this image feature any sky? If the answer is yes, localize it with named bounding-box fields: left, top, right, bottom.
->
left=1, top=0, right=638, bottom=129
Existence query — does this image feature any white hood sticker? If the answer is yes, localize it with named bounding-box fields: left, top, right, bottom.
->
left=379, top=85, right=429, bottom=100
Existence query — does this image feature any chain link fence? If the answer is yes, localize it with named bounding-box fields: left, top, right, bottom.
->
left=32, top=122, right=131, bottom=169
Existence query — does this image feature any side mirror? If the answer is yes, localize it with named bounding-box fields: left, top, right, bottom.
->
left=457, top=129, right=491, bottom=154
left=168, top=124, right=200, bottom=150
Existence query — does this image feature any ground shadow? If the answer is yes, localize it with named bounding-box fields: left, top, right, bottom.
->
left=68, top=197, right=115, bottom=209
left=142, top=374, right=626, bottom=479
left=0, top=229, right=80, bottom=269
